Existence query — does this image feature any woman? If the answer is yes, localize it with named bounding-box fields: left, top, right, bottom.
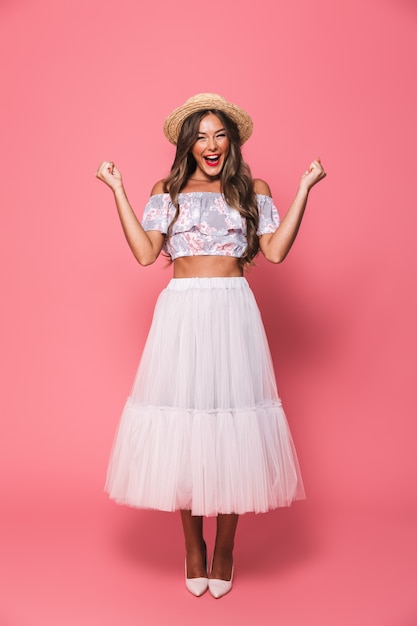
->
left=96, top=93, right=326, bottom=598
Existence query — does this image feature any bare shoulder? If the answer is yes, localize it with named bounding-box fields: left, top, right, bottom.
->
left=253, top=178, right=272, bottom=196
left=150, top=179, right=167, bottom=196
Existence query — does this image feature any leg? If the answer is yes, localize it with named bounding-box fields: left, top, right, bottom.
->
left=210, top=513, right=239, bottom=581
left=180, top=510, right=207, bottom=578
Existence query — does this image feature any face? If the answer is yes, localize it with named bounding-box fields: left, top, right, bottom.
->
left=190, top=113, right=230, bottom=180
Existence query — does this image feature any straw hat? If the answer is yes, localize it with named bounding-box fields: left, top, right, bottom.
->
left=163, top=93, right=253, bottom=145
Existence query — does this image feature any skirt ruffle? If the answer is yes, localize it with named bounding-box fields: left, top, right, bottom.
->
left=105, top=277, right=305, bottom=516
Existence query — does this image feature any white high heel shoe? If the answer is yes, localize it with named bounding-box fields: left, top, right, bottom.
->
left=208, top=565, right=234, bottom=599
left=185, top=560, right=208, bottom=597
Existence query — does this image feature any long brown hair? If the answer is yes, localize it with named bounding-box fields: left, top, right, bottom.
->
left=163, top=110, right=260, bottom=266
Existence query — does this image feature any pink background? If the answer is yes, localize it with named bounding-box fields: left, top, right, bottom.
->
left=1, top=0, right=416, bottom=624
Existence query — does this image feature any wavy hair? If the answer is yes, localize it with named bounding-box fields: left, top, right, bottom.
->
left=162, top=110, right=260, bottom=266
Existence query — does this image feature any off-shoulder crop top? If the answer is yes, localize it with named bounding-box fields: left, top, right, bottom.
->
left=141, top=192, right=280, bottom=260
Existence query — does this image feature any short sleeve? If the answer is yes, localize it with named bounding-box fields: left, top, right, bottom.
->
left=141, top=194, right=170, bottom=234
left=256, top=194, right=280, bottom=235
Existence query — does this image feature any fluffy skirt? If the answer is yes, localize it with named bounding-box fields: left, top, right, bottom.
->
left=105, top=277, right=305, bottom=516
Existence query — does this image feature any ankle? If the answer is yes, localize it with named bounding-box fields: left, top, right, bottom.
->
left=209, top=550, right=234, bottom=580
left=185, top=542, right=208, bottom=579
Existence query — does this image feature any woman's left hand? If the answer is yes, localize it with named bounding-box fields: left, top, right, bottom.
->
left=299, top=158, right=327, bottom=192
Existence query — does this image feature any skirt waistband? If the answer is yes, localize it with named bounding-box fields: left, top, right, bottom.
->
left=166, top=277, right=248, bottom=290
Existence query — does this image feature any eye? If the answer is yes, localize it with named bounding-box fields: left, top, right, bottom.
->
left=216, top=133, right=227, bottom=139
left=197, top=135, right=206, bottom=141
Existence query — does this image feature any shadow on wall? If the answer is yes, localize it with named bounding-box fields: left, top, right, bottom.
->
left=249, top=257, right=342, bottom=376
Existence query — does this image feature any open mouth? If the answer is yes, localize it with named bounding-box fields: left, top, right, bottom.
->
left=204, top=155, right=221, bottom=167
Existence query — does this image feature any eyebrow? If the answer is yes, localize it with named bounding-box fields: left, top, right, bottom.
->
left=198, top=127, right=226, bottom=135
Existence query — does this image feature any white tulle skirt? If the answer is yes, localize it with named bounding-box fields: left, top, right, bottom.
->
left=105, top=277, right=305, bottom=516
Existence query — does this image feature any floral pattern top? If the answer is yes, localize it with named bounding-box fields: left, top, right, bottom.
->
left=141, top=192, right=280, bottom=260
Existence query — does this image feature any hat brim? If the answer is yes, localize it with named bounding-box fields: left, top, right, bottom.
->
left=163, top=93, right=253, bottom=146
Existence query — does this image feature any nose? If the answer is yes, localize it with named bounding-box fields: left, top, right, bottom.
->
left=207, top=135, right=217, bottom=151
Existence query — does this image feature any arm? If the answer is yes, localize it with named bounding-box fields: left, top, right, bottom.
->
left=257, top=159, right=326, bottom=264
left=96, top=161, right=165, bottom=266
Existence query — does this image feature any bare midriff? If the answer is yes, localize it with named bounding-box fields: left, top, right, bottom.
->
left=173, top=256, right=243, bottom=278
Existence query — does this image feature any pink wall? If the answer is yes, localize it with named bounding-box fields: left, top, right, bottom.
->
left=1, top=0, right=416, bottom=624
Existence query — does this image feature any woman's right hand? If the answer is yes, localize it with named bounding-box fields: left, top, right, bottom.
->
left=96, top=161, right=124, bottom=192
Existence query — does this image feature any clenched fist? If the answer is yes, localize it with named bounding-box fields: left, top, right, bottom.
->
left=96, top=161, right=124, bottom=192
left=299, top=158, right=327, bottom=192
